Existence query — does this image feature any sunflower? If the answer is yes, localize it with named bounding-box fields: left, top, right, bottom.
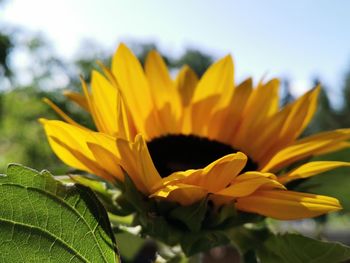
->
left=40, top=43, right=349, bottom=221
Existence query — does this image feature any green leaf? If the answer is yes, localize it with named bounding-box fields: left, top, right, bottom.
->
left=0, top=164, right=119, bottom=263
left=257, top=233, right=350, bottom=263
left=169, top=198, right=208, bottom=232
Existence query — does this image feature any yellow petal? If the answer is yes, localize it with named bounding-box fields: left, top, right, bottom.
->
left=150, top=183, right=207, bottom=206
left=116, top=134, right=162, bottom=194
left=51, top=136, right=114, bottom=181
left=111, top=43, right=160, bottom=138
left=40, top=119, right=118, bottom=180
left=236, top=190, right=342, bottom=220
left=256, top=87, right=320, bottom=164
left=190, top=94, right=221, bottom=136
left=279, top=86, right=320, bottom=142
left=96, top=61, right=138, bottom=140
left=190, top=55, right=234, bottom=135
left=43, top=98, right=84, bottom=128
left=232, top=79, right=280, bottom=150
left=185, top=152, right=247, bottom=192
left=248, top=104, right=292, bottom=161
left=278, top=161, right=350, bottom=184
left=175, top=65, right=198, bottom=107
left=145, top=50, right=182, bottom=133
left=90, top=70, right=120, bottom=135
left=155, top=152, right=247, bottom=193
left=87, top=143, right=124, bottom=181
left=312, top=141, right=350, bottom=155
left=80, top=76, right=105, bottom=132
left=63, top=91, right=89, bottom=111
left=209, top=77, right=252, bottom=142
left=261, top=128, right=350, bottom=172
left=215, top=172, right=285, bottom=197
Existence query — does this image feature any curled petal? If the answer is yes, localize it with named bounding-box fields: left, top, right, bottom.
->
left=236, top=190, right=342, bottom=220
left=116, top=134, right=162, bottom=194
left=278, top=161, right=350, bottom=184
left=150, top=183, right=208, bottom=206
left=261, top=128, right=350, bottom=172
left=154, top=152, right=247, bottom=193
left=215, top=172, right=285, bottom=198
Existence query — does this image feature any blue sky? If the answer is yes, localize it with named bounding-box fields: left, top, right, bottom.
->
left=2, top=0, right=350, bottom=101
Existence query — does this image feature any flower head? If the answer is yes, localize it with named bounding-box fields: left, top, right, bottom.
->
left=40, top=43, right=348, bottom=222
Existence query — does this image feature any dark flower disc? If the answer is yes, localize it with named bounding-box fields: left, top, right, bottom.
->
left=147, top=134, right=258, bottom=178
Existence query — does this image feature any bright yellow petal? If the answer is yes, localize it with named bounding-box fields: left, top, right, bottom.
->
left=90, top=70, right=120, bottom=135
left=116, top=134, right=162, bottom=194
left=312, top=141, right=350, bottom=155
left=255, top=87, right=320, bottom=164
left=232, top=79, right=280, bottom=150
left=186, top=152, right=247, bottom=192
left=80, top=77, right=105, bottom=132
left=279, top=86, right=320, bottom=142
left=278, top=161, right=350, bottom=184
left=175, top=65, right=198, bottom=107
left=63, top=91, right=89, bottom=111
left=155, top=152, right=247, bottom=193
left=236, top=190, right=342, bottom=220
left=261, top=128, right=350, bottom=172
left=208, top=77, right=252, bottom=142
left=145, top=50, right=182, bottom=133
left=247, top=103, right=292, bottom=162
left=190, top=55, right=234, bottom=136
left=51, top=136, right=115, bottom=181
left=150, top=183, right=207, bottom=206
left=111, top=43, right=160, bottom=138
left=40, top=119, right=118, bottom=180
left=175, top=65, right=199, bottom=135
left=43, top=98, right=85, bottom=128
left=215, top=172, right=285, bottom=197
left=96, top=61, right=138, bottom=140
left=87, top=143, right=124, bottom=181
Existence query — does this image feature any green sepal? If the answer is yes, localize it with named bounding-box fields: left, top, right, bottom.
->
left=121, top=173, right=155, bottom=213
left=135, top=213, right=184, bottom=246
left=205, top=202, right=264, bottom=229
left=169, top=198, right=208, bottom=232
left=180, top=230, right=230, bottom=256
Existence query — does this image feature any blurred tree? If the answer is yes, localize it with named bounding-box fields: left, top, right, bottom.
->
left=0, top=0, right=12, bottom=78
left=0, top=86, right=67, bottom=173
left=280, top=78, right=294, bottom=107
left=338, top=67, right=350, bottom=128
left=172, top=48, right=213, bottom=77
left=0, top=32, right=12, bottom=78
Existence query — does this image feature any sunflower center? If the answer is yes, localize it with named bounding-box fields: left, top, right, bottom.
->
left=147, top=134, right=257, bottom=178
